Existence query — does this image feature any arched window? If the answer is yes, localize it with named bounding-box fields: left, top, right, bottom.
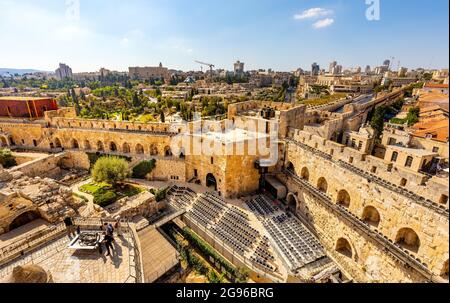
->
left=84, top=140, right=91, bottom=150
left=317, top=177, right=328, bottom=193
left=336, top=238, right=352, bottom=258
left=71, top=139, right=79, bottom=149
left=287, top=193, right=298, bottom=211
left=97, top=141, right=104, bottom=152
left=405, top=156, right=413, bottom=168
left=164, top=146, right=172, bottom=157
left=395, top=228, right=420, bottom=253
left=301, top=167, right=310, bottom=181
left=150, top=144, right=158, bottom=156
left=123, top=143, right=131, bottom=154
left=362, top=206, right=380, bottom=227
left=337, top=190, right=351, bottom=208
left=109, top=142, right=117, bottom=152
left=391, top=152, right=398, bottom=162
left=135, top=144, right=144, bottom=154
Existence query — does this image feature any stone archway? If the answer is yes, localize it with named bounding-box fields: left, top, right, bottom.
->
left=9, top=211, right=40, bottom=232
left=395, top=228, right=420, bottom=253
left=97, top=141, right=104, bottom=152
left=206, top=173, right=218, bottom=191
left=337, top=190, right=351, bottom=208
left=287, top=193, right=298, bottom=212
left=109, top=142, right=118, bottom=152
left=150, top=144, right=158, bottom=156
left=287, top=162, right=296, bottom=174
left=336, top=237, right=353, bottom=258
left=300, top=167, right=309, bottom=181
left=84, top=140, right=91, bottom=150
left=135, top=144, right=144, bottom=155
left=164, top=146, right=172, bottom=157
left=1, top=136, right=8, bottom=147
left=123, top=143, right=131, bottom=154
left=71, top=139, right=79, bottom=150
left=362, top=206, right=381, bottom=227
left=317, top=177, right=328, bottom=193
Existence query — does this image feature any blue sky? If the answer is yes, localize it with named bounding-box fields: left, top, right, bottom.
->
left=0, top=0, right=448, bottom=72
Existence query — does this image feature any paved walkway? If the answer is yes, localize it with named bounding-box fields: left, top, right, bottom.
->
left=71, top=179, right=95, bottom=216
left=0, top=233, right=135, bottom=283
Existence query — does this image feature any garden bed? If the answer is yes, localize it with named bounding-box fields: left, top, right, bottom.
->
left=80, top=182, right=144, bottom=207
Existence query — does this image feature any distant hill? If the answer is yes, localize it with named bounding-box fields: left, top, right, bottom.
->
left=0, top=68, right=50, bottom=76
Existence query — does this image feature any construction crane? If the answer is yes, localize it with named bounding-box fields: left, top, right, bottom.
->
left=195, top=60, right=215, bottom=81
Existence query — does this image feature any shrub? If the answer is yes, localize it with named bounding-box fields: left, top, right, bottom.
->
left=0, top=148, right=17, bottom=168
left=91, top=156, right=130, bottom=185
left=93, top=191, right=118, bottom=207
left=132, top=159, right=156, bottom=179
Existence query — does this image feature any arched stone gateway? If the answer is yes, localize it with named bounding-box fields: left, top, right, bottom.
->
left=336, top=237, right=353, bottom=258
left=362, top=206, right=381, bottom=227
left=135, top=144, right=144, bottom=155
left=300, top=167, right=309, bottom=181
left=395, top=228, right=420, bottom=253
left=9, top=211, right=40, bottom=232
left=317, top=177, right=328, bottom=193
left=206, top=173, right=218, bottom=191
left=287, top=193, right=298, bottom=211
left=337, top=190, right=351, bottom=208
left=123, top=143, right=131, bottom=154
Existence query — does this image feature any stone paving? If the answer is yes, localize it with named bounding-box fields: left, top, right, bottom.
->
left=0, top=233, right=136, bottom=283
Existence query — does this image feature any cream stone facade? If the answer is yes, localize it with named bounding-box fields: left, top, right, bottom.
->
left=0, top=97, right=448, bottom=283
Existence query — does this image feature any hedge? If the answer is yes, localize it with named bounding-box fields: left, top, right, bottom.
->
left=93, top=191, right=118, bottom=207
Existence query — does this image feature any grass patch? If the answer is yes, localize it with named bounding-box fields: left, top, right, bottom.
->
left=80, top=182, right=144, bottom=207
left=299, top=93, right=346, bottom=106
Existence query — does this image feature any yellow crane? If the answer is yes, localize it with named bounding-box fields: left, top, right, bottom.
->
left=195, top=60, right=215, bottom=81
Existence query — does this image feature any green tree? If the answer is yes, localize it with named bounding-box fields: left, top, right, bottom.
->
left=370, top=106, right=387, bottom=141
left=406, top=107, right=420, bottom=126
left=91, top=156, right=130, bottom=185
left=0, top=148, right=17, bottom=168
left=160, top=110, right=165, bottom=122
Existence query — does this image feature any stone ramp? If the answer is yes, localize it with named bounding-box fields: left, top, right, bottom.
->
left=137, top=226, right=179, bottom=283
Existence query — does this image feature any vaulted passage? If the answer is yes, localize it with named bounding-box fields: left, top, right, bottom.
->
left=287, top=162, right=296, bottom=174
left=337, top=190, right=351, bottom=208
left=84, top=140, right=91, bottom=150
left=109, top=142, right=117, bottom=152
left=71, top=139, right=79, bottom=149
left=136, top=144, right=144, bottom=154
left=362, top=206, right=381, bottom=227
left=123, top=143, right=131, bottom=154
left=317, top=177, right=328, bottom=193
left=336, top=238, right=352, bottom=258
left=54, top=138, right=62, bottom=148
left=150, top=144, right=158, bottom=156
left=395, top=228, right=420, bottom=253
left=9, top=211, right=40, bottom=232
left=97, top=141, right=104, bottom=152
left=206, top=173, right=217, bottom=191
left=301, top=167, right=310, bottom=181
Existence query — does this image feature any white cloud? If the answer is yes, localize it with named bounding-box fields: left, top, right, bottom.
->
left=294, top=8, right=333, bottom=20
left=312, top=18, right=335, bottom=29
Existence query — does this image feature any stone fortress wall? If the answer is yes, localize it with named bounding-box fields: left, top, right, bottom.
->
left=282, top=129, right=448, bottom=282
left=0, top=97, right=448, bottom=282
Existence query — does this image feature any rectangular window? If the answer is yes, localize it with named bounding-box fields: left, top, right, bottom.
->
left=432, top=147, right=439, bottom=153
left=405, top=156, right=413, bottom=168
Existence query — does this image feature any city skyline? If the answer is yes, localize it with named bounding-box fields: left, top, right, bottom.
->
left=0, top=0, right=449, bottom=72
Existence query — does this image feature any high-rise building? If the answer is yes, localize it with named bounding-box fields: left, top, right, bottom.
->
left=365, top=65, right=371, bottom=74
left=311, top=63, right=320, bottom=76
left=383, top=59, right=391, bottom=68
left=234, top=60, right=245, bottom=74
left=55, top=63, right=73, bottom=80
left=328, top=61, right=337, bottom=74
left=398, top=67, right=408, bottom=77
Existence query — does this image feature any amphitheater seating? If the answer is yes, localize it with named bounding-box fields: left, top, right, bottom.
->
left=246, top=194, right=326, bottom=271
